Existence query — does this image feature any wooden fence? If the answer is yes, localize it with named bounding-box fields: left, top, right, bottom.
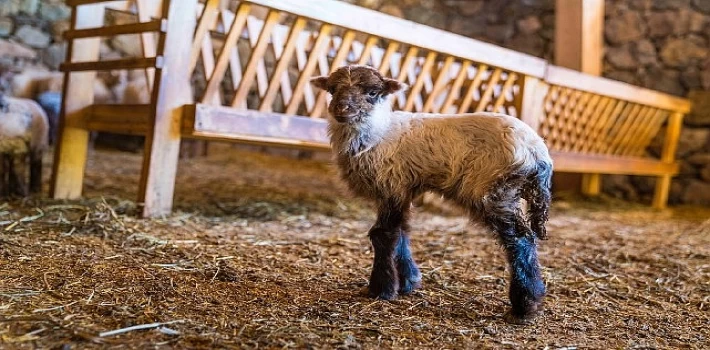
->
left=52, top=0, right=691, bottom=216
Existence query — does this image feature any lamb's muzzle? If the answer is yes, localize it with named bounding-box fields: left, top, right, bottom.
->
left=311, top=65, right=553, bottom=325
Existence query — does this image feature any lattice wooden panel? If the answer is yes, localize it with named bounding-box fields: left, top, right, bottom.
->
left=189, top=1, right=523, bottom=119
left=539, top=85, right=670, bottom=157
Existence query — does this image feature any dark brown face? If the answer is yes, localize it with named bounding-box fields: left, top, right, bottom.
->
left=311, top=65, right=404, bottom=123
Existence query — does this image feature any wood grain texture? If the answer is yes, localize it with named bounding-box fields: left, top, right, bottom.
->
left=51, top=4, right=105, bottom=199
left=138, top=0, right=198, bottom=217
left=546, top=65, right=691, bottom=113
left=243, top=0, right=547, bottom=77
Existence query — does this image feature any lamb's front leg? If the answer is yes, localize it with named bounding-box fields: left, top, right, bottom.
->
left=395, top=231, right=421, bottom=294
left=368, top=200, right=408, bottom=300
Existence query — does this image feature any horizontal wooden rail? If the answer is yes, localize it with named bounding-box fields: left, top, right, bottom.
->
left=66, top=0, right=125, bottom=6
left=183, top=104, right=330, bottom=150
left=60, top=56, right=164, bottom=72
left=64, top=19, right=167, bottom=39
left=244, top=0, right=547, bottom=78
left=84, top=104, right=152, bottom=135
left=550, top=151, right=678, bottom=176
left=545, top=65, right=691, bottom=113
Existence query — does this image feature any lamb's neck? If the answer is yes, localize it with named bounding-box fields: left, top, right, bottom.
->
left=329, top=102, right=393, bottom=157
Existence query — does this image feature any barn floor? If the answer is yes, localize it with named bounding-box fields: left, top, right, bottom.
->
left=1, top=144, right=708, bottom=349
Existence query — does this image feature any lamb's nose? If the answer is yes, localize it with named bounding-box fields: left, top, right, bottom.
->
left=336, top=103, right=349, bottom=113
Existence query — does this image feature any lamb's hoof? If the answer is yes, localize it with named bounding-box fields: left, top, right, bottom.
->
left=503, top=310, right=539, bottom=325
left=398, top=275, right=422, bottom=295
left=368, top=286, right=398, bottom=300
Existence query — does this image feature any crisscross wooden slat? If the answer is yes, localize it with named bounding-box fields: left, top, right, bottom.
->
left=606, top=103, right=643, bottom=154
left=231, top=10, right=280, bottom=108
left=259, top=17, right=307, bottom=112
left=201, top=3, right=251, bottom=104
left=245, top=16, right=273, bottom=99
left=633, top=110, right=668, bottom=157
left=423, top=57, right=454, bottom=113
left=617, top=106, right=657, bottom=155
left=457, top=64, right=487, bottom=114
left=493, top=72, right=517, bottom=113
left=357, top=36, right=379, bottom=65
left=439, top=61, right=470, bottom=114
left=190, top=0, right=221, bottom=74
left=474, top=68, right=502, bottom=113
left=572, top=94, right=602, bottom=153
left=620, top=107, right=657, bottom=156
left=378, top=42, right=400, bottom=76
left=285, top=24, right=333, bottom=115
left=404, top=51, right=437, bottom=112
left=599, top=102, right=637, bottom=154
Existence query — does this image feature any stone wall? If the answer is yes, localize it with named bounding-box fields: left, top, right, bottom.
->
left=342, top=0, right=710, bottom=205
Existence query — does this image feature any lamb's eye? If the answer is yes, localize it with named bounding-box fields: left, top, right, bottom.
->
left=367, top=90, right=379, bottom=98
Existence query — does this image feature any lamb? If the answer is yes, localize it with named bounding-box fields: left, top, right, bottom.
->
left=0, top=94, right=50, bottom=196
left=311, top=65, right=553, bottom=324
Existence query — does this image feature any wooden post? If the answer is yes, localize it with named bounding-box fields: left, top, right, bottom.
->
left=555, top=0, right=604, bottom=195
left=138, top=0, right=198, bottom=217
left=50, top=4, right=105, bottom=199
left=519, top=76, right=549, bottom=133
left=652, top=112, right=683, bottom=209
left=555, top=0, right=604, bottom=75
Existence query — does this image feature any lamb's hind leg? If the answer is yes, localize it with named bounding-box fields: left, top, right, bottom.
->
left=483, top=190, right=545, bottom=324
left=368, top=199, right=408, bottom=300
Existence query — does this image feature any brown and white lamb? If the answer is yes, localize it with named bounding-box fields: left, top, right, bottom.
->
left=311, top=65, right=553, bottom=324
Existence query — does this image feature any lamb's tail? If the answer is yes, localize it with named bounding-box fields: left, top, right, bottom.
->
left=522, top=160, right=553, bottom=240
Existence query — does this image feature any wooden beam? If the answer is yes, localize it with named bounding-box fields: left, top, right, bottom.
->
left=555, top=0, right=605, bottom=196
left=138, top=0, right=198, bottom=217
left=84, top=104, right=152, bottom=135
left=51, top=4, right=105, bottom=199
left=551, top=151, right=678, bottom=176
left=546, top=66, right=692, bottom=113
left=555, top=0, right=604, bottom=76
left=185, top=104, right=330, bottom=147
left=518, top=76, right=549, bottom=133
left=652, top=112, right=684, bottom=209
left=63, top=19, right=166, bottom=39
left=244, top=0, right=547, bottom=78
left=60, top=56, right=163, bottom=72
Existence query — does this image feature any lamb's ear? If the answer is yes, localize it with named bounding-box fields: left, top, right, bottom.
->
left=383, top=78, right=407, bottom=95
left=310, top=76, right=329, bottom=91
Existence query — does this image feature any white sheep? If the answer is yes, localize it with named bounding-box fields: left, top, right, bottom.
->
left=311, top=65, right=553, bottom=324
left=0, top=94, right=49, bottom=196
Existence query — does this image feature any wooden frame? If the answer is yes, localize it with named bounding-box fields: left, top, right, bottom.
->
left=52, top=0, right=691, bottom=216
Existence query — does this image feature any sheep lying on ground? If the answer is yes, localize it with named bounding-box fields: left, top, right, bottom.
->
left=0, top=94, right=49, bottom=196
left=311, top=65, right=553, bottom=324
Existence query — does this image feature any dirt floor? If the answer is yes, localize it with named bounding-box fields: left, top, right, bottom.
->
left=1, top=144, right=709, bottom=349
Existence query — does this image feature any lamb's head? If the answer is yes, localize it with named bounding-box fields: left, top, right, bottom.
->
left=311, top=65, right=405, bottom=124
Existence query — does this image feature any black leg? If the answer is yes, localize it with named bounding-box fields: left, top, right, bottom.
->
left=483, top=185, right=546, bottom=324
left=29, top=151, right=42, bottom=194
left=486, top=214, right=545, bottom=324
left=8, top=155, right=27, bottom=197
left=367, top=199, right=408, bottom=300
left=395, top=231, right=421, bottom=294
left=0, top=155, right=8, bottom=197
